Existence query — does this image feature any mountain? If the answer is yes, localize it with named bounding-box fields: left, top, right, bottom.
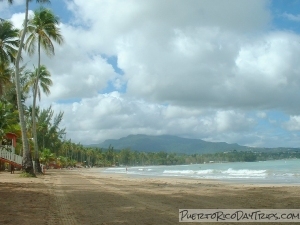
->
left=90, top=134, right=257, bottom=154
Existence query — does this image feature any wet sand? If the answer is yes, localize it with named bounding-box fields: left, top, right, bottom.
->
left=0, top=168, right=300, bottom=225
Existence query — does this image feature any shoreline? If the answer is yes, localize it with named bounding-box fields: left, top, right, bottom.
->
left=1, top=169, right=300, bottom=224
left=83, top=167, right=300, bottom=187
left=97, top=159, right=300, bottom=186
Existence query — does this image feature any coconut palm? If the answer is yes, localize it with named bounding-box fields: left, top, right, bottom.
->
left=25, top=65, right=52, bottom=172
left=0, top=19, right=19, bottom=97
left=0, top=101, right=19, bottom=139
left=1, top=0, right=51, bottom=175
left=39, top=148, right=54, bottom=168
left=0, top=62, right=12, bottom=96
left=24, top=7, right=63, bottom=173
left=25, top=7, right=64, bottom=58
left=6, top=64, right=31, bottom=109
left=27, top=65, right=52, bottom=99
left=0, top=19, right=19, bottom=63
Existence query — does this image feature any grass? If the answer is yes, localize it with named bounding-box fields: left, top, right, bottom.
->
left=19, top=172, right=36, bottom=178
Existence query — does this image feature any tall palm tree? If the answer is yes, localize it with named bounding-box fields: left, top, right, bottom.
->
left=0, top=18, right=24, bottom=173
left=0, top=19, right=19, bottom=63
left=25, top=7, right=64, bottom=58
left=27, top=65, right=52, bottom=99
left=24, top=6, right=63, bottom=173
left=26, top=65, right=52, bottom=172
left=0, top=19, right=19, bottom=97
left=0, top=0, right=51, bottom=175
left=6, top=65, right=31, bottom=110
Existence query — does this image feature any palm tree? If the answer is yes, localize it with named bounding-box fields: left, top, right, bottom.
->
left=25, top=65, right=52, bottom=172
left=6, top=64, right=31, bottom=109
left=0, top=101, right=19, bottom=139
left=25, top=7, right=64, bottom=59
left=39, top=148, right=54, bottom=168
left=0, top=19, right=18, bottom=97
left=24, top=6, right=63, bottom=173
left=0, top=19, right=19, bottom=63
left=0, top=62, right=12, bottom=96
left=36, top=105, right=65, bottom=153
left=1, top=0, right=51, bottom=175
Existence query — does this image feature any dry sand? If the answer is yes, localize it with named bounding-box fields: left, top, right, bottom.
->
left=0, top=168, right=300, bottom=225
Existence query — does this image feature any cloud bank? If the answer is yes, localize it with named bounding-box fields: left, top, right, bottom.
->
left=2, top=0, right=300, bottom=148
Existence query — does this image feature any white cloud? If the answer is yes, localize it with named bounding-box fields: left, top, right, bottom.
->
left=5, top=0, right=300, bottom=147
left=50, top=93, right=256, bottom=144
left=282, top=13, right=300, bottom=22
left=283, top=116, right=300, bottom=131
left=0, top=0, right=23, bottom=18
left=49, top=53, right=117, bottom=100
left=9, top=11, right=32, bottom=29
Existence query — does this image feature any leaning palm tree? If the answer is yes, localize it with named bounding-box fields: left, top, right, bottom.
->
left=25, top=65, right=52, bottom=172
left=1, top=0, right=51, bottom=175
left=24, top=6, right=63, bottom=173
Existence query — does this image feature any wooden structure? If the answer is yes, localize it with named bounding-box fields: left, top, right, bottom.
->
left=0, top=133, right=22, bottom=168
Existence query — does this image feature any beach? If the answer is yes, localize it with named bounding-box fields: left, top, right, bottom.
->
left=1, top=169, right=300, bottom=225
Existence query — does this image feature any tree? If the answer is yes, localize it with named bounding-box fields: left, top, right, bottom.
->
left=119, top=148, right=131, bottom=166
left=26, top=65, right=52, bottom=102
left=35, top=105, right=65, bottom=154
left=3, top=65, right=31, bottom=118
left=1, top=0, right=51, bottom=175
left=0, top=19, right=18, bottom=98
left=26, top=65, right=52, bottom=172
left=0, top=19, right=19, bottom=64
left=86, top=148, right=94, bottom=167
left=39, top=148, right=54, bottom=168
left=25, top=7, right=64, bottom=58
left=24, top=6, right=63, bottom=173
left=0, top=62, right=12, bottom=96
left=0, top=101, right=19, bottom=139
left=105, top=145, right=115, bottom=166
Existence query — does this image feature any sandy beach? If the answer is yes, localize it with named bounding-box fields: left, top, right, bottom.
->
left=1, top=169, right=300, bottom=225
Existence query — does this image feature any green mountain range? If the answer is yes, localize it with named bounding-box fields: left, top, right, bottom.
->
left=90, top=134, right=297, bottom=154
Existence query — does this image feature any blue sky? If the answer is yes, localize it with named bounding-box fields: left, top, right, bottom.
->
left=1, top=0, right=300, bottom=148
left=271, top=0, right=300, bottom=32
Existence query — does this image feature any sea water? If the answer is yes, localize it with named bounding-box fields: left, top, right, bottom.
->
left=102, top=159, right=300, bottom=184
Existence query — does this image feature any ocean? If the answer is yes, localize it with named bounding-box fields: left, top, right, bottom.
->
left=102, top=159, right=300, bottom=184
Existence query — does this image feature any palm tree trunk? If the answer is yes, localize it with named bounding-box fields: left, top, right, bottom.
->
left=32, top=84, right=42, bottom=173
left=15, top=0, right=34, bottom=175
left=32, top=37, right=42, bottom=173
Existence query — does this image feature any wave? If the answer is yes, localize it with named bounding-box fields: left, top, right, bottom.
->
left=101, top=161, right=300, bottom=183
left=163, top=168, right=267, bottom=177
left=222, top=168, right=267, bottom=177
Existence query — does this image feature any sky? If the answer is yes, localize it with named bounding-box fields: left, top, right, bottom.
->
left=1, top=0, right=300, bottom=148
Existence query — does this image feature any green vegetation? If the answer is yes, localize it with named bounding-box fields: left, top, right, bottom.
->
left=1, top=0, right=51, bottom=175
left=19, top=171, right=36, bottom=177
left=182, top=150, right=300, bottom=164
left=0, top=0, right=56, bottom=174
left=24, top=6, right=63, bottom=173
left=34, top=146, right=300, bottom=168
